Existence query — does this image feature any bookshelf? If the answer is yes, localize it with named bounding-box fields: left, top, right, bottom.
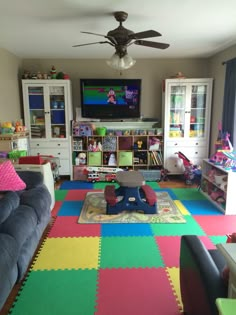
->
left=71, top=122, right=163, bottom=180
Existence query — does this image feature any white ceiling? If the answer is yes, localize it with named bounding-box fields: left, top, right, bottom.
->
left=0, top=0, right=236, bottom=59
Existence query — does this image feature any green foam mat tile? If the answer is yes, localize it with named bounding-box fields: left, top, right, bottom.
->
left=171, top=188, right=206, bottom=200
left=10, top=269, right=98, bottom=315
left=100, top=236, right=164, bottom=268
left=94, top=182, right=119, bottom=190
left=146, top=181, right=161, bottom=189
left=151, top=215, right=206, bottom=236
left=55, top=189, right=69, bottom=201
left=209, top=235, right=228, bottom=245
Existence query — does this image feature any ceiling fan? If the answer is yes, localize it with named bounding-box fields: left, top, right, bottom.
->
left=72, top=11, right=170, bottom=60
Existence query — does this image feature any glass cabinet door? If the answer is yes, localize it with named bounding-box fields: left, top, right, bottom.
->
left=49, top=86, right=66, bottom=139
left=169, top=85, right=186, bottom=138
left=189, top=84, right=207, bottom=138
left=28, top=86, right=46, bottom=139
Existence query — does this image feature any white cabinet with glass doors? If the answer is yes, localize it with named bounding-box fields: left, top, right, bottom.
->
left=22, top=80, right=73, bottom=177
left=162, top=78, right=213, bottom=174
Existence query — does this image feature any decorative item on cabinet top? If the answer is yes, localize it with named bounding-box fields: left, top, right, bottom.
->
left=72, top=121, right=163, bottom=137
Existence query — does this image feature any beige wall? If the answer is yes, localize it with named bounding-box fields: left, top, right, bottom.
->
left=22, top=58, right=209, bottom=121
left=208, top=44, right=236, bottom=154
left=1, top=46, right=236, bottom=156
left=0, top=48, right=22, bottom=121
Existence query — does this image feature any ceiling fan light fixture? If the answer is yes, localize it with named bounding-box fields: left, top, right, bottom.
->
left=106, top=53, right=136, bottom=70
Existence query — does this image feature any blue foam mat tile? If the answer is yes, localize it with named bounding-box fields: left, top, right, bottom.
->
left=60, top=181, right=94, bottom=190
left=181, top=200, right=224, bottom=215
left=101, top=223, right=153, bottom=237
left=57, top=200, right=83, bottom=216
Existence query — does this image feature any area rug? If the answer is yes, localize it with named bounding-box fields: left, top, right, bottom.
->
left=78, top=191, right=186, bottom=223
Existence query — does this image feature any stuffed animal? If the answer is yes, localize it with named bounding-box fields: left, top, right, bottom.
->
left=75, top=153, right=86, bottom=165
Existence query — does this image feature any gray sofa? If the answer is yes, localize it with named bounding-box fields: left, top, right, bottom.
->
left=0, top=171, right=51, bottom=311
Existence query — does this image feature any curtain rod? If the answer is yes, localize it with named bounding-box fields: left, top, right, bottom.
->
left=222, top=57, right=236, bottom=65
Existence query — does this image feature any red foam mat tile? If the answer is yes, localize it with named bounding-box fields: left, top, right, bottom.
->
left=65, top=189, right=103, bottom=201
left=155, top=236, right=181, bottom=267
left=156, top=235, right=216, bottom=267
left=51, top=201, right=62, bottom=217
left=95, top=268, right=181, bottom=315
left=193, top=215, right=236, bottom=235
left=47, top=216, right=101, bottom=237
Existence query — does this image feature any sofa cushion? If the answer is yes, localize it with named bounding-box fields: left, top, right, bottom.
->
left=0, top=205, right=38, bottom=248
left=20, top=185, right=51, bottom=223
left=0, top=161, right=26, bottom=191
left=0, top=191, right=20, bottom=224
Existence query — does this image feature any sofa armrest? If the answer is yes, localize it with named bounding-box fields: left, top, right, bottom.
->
left=16, top=171, right=43, bottom=189
left=180, top=235, right=227, bottom=315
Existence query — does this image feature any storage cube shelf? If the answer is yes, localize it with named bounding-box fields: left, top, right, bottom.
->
left=200, top=159, right=236, bottom=214
left=72, top=125, right=163, bottom=180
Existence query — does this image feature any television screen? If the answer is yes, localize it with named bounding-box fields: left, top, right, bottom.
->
left=80, top=79, right=141, bottom=119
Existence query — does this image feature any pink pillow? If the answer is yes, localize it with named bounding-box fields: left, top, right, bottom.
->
left=0, top=161, right=26, bottom=191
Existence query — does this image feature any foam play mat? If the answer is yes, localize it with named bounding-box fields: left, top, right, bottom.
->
left=8, top=185, right=236, bottom=315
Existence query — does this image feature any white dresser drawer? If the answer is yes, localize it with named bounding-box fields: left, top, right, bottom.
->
left=30, top=148, right=69, bottom=159
left=166, top=140, right=206, bottom=148
left=30, top=141, right=69, bottom=149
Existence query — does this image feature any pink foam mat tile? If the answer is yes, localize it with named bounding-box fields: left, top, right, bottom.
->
left=193, top=215, right=236, bottom=235
left=198, top=235, right=217, bottom=249
left=95, top=268, right=182, bottom=315
left=51, top=201, right=63, bottom=217
left=155, top=236, right=181, bottom=267
left=156, top=235, right=216, bottom=267
left=65, top=189, right=103, bottom=201
left=47, top=216, right=101, bottom=238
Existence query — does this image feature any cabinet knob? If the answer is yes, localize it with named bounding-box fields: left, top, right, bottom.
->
left=36, top=144, right=39, bottom=146
left=196, top=142, right=199, bottom=145
left=195, top=152, right=198, bottom=154
left=57, top=143, right=61, bottom=146
left=174, top=143, right=178, bottom=146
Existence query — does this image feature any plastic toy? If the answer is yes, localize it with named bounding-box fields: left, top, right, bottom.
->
left=50, top=65, right=57, bottom=79
left=105, top=184, right=157, bottom=214
left=175, top=151, right=201, bottom=185
left=149, top=137, right=160, bottom=150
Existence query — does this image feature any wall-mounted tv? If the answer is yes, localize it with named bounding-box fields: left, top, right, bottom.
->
left=80, top=78, right=142, bottom=119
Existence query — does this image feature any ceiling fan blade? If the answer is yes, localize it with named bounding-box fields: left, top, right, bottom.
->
left=81, top=31, right=117, bottom=44
left=81, top=31, right=107, bottom=37
left=129, top=30, right=162, bottom=40
left=72, top=41, right=112, bottom=47
left=134, top=40, right=170, bottom=49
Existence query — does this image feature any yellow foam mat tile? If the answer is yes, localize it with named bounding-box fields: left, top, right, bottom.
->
left=166, top=267, right=183, bottom=312
left=31, top=237, right=100, bottom=270
left=174, top=200, right=190, bottom=215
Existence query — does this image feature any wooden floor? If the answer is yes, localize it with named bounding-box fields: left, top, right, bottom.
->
left=0, top=175, right=191, bottom=315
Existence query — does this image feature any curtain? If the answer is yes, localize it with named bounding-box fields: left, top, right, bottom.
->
left=222, top=57, right=236, bottom=148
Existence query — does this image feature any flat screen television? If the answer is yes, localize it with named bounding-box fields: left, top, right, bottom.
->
left=80, top=78, right=142, bottom=119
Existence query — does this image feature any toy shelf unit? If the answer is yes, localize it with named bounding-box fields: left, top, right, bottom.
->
left=200, top=159, right=236, bottom=214
left=22, top=80, right=73, bottom=177
left=0, top=134, right=29, bottom=162
left=72, top=122, right=163, bottom=181
left=162, top=78, right=213, bottom=174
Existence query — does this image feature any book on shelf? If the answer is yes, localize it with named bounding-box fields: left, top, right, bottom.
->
left=150, top=150, right=163, bottom=165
